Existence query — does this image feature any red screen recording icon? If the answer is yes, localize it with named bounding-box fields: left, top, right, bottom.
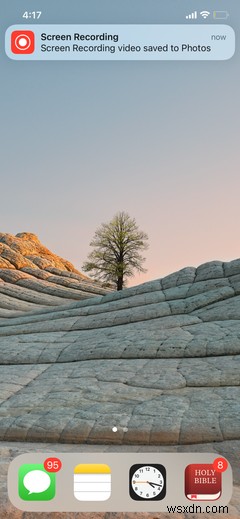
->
left=11, top=31, right=35, bottom=54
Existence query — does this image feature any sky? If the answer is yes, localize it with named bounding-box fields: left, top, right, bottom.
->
left=0, top=0, right=239, bottom=286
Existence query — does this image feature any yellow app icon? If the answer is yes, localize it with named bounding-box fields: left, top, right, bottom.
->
left=74, top=464, right=111, bottom=501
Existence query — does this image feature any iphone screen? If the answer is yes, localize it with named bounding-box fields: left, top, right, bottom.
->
left=1, top=0, right=239, bottom=517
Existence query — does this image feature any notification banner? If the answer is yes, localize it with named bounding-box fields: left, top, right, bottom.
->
left=5, top=24, right=235, bottom=61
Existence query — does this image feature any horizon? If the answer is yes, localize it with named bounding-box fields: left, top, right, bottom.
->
left=1, top=228, right=239, bottom=288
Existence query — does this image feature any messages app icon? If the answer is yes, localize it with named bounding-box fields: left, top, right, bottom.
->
left=18, top=464, right=56, bottom=501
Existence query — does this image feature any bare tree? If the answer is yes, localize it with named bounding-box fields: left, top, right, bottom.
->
left=82, top=212, right=149, bottom=290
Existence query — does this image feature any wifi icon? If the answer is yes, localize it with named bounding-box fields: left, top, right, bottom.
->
left=200, top=11, right=210, bottom=19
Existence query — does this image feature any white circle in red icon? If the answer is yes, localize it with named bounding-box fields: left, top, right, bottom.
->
left=11, top=30, right=35, bottom=54
left=15, top=34, right=31, bottom=51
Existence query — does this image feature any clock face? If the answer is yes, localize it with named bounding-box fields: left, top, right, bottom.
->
left=129, top=464, right=166, bottom=501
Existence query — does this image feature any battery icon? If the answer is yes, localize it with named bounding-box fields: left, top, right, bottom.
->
left=213, top=11, right=229, bottom=20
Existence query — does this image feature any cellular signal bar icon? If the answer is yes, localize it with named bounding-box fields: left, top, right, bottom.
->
left=186, top=11, right=197, bottom=20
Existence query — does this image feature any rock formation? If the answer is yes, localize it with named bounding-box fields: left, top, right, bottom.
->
left=0, top=232, right=110, bottom=317
left=0, top=239, right=239, bottom=517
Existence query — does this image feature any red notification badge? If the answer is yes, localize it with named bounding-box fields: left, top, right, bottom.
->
left=44, top=457, right=62, bottom=473
left=11, top=31, right=35, bottom=54
left=213, top=457, right=228, bottom=473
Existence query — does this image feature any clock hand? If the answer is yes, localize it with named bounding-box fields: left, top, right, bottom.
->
left=132, top=480, right=162, bottom=487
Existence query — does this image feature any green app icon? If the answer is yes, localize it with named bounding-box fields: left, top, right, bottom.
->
left=18, top=464, right=56, bottom=501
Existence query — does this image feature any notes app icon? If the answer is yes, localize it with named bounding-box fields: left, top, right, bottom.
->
left=74, top=464, right=111, bottom=501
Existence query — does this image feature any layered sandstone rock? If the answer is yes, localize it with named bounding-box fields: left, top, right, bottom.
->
left=0, top=233, right=110, bottom=317
left=0, top=259, right=240, bottom=445
left=0, top=251, right=240, bottom=517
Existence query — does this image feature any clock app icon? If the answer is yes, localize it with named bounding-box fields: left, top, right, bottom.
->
left=129, top=464, right=166, bottom=500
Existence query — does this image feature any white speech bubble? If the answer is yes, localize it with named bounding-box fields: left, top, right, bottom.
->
left=23, top=469, right=51, bottom=495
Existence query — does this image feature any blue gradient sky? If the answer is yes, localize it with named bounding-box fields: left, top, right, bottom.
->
left=1, top=0, right=239, bottom=285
